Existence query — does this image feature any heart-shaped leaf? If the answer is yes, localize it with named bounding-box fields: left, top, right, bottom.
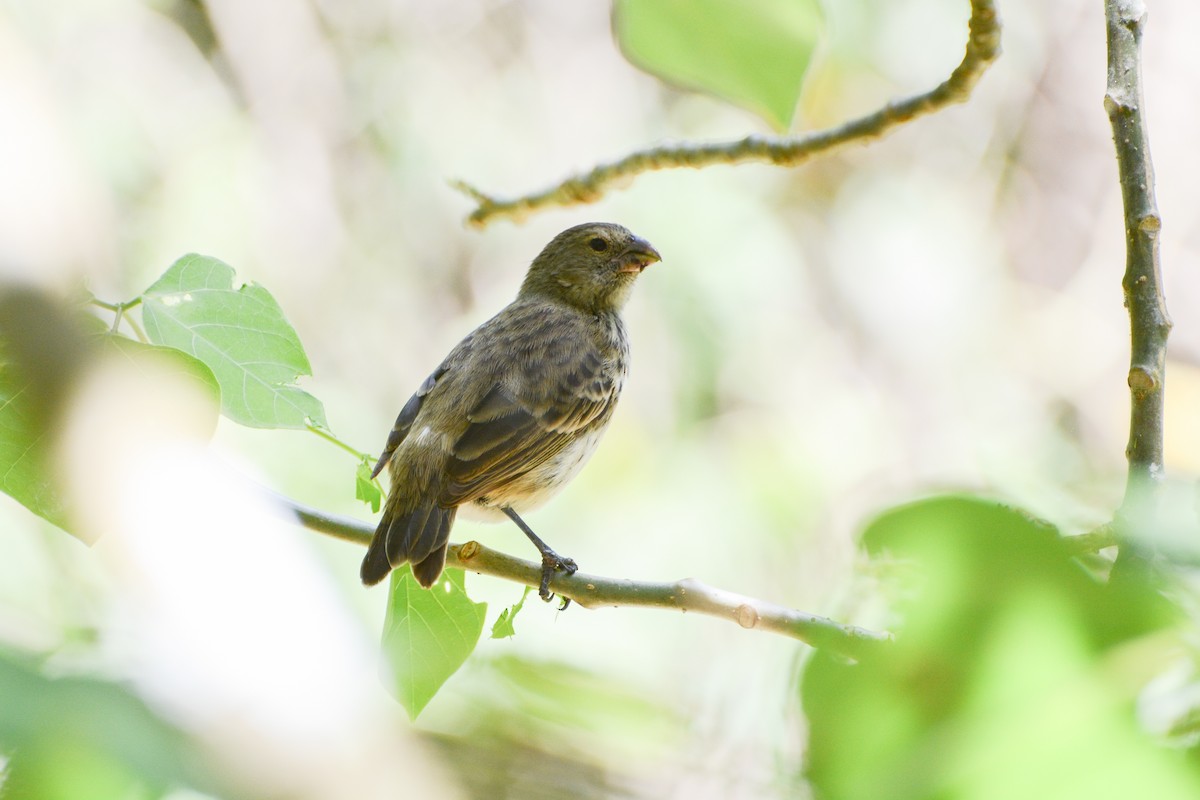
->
left=382, top=566, right=487, bottom=718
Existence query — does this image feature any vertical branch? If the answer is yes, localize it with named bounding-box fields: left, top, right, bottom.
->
left=1104, top=0, right=1170, bottom=518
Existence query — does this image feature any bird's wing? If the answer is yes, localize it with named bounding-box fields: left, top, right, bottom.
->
left=369, top=360, right=452, bottom=479
left=440, top=345, right=618, bottom=505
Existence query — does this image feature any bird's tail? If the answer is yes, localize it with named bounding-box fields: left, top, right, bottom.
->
left=360, top=501, right=457, bottom=587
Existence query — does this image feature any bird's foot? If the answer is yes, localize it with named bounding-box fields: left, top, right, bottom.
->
left=538, top=551, right=578, bottom=604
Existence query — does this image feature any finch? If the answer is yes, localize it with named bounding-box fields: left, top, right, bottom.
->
left=361, top=222, right=661, bottom=598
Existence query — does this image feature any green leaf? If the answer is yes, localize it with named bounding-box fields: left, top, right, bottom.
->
left=614, top=0, right=823, bottom=130
left=355, top=461, right=383, bottom=513
left=490, top=586, right=532, bottom=640
left=140, top=254, right=327, bottom=429
left=0, top=360, right=65, bottom=530
left=382, top=566, right=487, bottom=718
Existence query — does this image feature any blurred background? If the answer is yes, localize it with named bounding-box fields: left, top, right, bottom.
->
left=3, top=0, right=1200, bottom=797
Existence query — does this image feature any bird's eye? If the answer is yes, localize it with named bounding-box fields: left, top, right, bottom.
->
left=588, top=237, right=608, bottom=252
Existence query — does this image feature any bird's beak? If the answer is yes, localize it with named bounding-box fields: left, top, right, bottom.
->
left=616, top=237, right=662, bottom=274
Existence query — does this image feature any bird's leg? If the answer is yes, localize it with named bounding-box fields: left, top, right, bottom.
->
left=501, top=507, right=578, bottom=602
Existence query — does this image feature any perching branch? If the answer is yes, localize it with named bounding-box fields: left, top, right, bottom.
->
left=285, top=496, right=890, bottom=660
left=1104, top=0, right=1170, bottom=517
left=452, top=541, right=891, bottom=660
left=454, top=0, right=1000, bottom=227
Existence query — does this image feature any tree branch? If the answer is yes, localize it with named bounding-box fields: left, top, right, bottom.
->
left=454, top=0, right=1000, bottom=228
left=1104, top=0, right=1170, bottom=518
left=283, top=496, right=890, bottom=660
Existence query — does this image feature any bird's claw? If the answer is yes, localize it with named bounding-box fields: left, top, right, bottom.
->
left=538, top=552, right=578, bottom=604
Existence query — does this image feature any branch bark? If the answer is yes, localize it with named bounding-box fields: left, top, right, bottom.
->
left=1104, top=0, right=1170, bottom=519
left=284, top=496, right=890, bottom=660
left=455, top=0, right=1000, bottom=228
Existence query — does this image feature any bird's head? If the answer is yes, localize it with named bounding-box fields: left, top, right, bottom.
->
left=519, top=222, right=661, bottom=313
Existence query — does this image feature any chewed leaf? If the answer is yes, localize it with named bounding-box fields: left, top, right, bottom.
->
left=355, top=460, right=383, bottom=513
left=491, top=586, right=533, bottom=639
left=141, top=254, right=327, bottom=429
left=614, top=0, right=823, bottom=131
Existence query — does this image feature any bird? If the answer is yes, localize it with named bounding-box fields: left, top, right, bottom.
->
left=361, top=222, right=661, bottom=600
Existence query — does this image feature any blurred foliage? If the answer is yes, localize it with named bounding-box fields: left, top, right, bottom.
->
left=102, top=337, right=221, bottom=427
left=425, top=728, right=633, bottom=800
left=477, top=654, right=683, bottom=752
left=803, top=495, right=1198, bottom=799
left=0, top=357, right=65, bottom=531
left=614, top=0, right=823, bottom=130
left=0, top=646, right=218, bottom=799
left=0, top=293, right=224, bottom=538
left=0, top=290, right=92, bottom=531
left=425, top=653, right=687, bottom=799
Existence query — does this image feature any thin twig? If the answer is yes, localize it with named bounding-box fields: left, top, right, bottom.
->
left=454, top=0, right=1000, bottom=227
left=281, top=494, right=890, bottom=659
left=1104, top=0, right=1170, bottom=519
left=1066, top=524, right=1117, bottom=555
left=305, top=421, right=372, bottom=462
left=123, top=311, right=149, bottom=344
left=88, top=297, right=123, bottom=312
left=88, top=296, right=149, bottom=343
